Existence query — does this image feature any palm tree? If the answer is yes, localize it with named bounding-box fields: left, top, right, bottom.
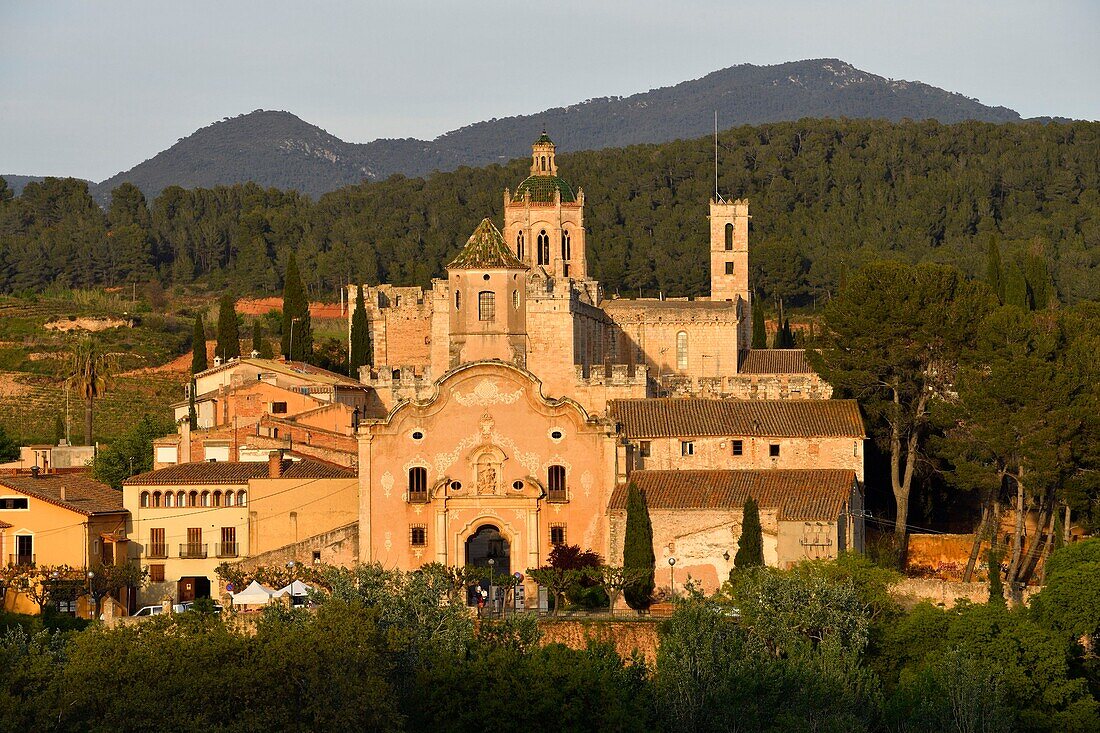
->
left=66, top=338, right=115, bottom=446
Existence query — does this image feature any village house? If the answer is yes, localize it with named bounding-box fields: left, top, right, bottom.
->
left=0, top=472, right=129, bottom=614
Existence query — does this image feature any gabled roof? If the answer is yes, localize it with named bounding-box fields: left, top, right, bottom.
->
left=193, top=358, right=364, bottom=388
left=447, top=219, right=528, bottom=270
left=608, top=398, right=865, bottom=439
left=123, top=459, right=354, bottom=486
left=0, top=474, right=125, bottom=515
left=610, top=469, right=856, bottom=521
left=739, top=349, right=816, bottom=375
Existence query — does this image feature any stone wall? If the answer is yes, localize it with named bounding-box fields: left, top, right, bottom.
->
left=538, top=618, right=661, bottom=665
left=890, top=577, right=1035, bottom=609
left=235, top=521, right=359, bottom=571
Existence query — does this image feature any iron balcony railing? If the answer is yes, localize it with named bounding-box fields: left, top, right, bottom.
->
left=547, top=488, right=568, bottom=503
left=408, top=490, right=429, bottom=504
left=9, top=554, right=35, bottom=567
left=179, top=543, right=208, bottom=559
left=215, top=542, right=239, bottom=558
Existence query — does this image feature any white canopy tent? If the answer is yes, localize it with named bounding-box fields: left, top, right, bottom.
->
left=274, top=580, right=312, bottom=598
left=230, top=580, right=278, bottom=606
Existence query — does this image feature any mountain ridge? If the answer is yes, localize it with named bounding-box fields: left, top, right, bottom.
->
left=6, top=58, right=1029, bottom=202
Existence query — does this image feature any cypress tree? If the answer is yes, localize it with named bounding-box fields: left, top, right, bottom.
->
left=1023, top=246, right=1055, bottom=310
left=734, top=497, right=764, bottom=569
left=252, top=320, right=274, bottom=359
left=751, top=299, right=767, bottom=349
left=280, top=253, right=313, bottom=361
left=215, top=294, right=240, bottom=361
left=987, top=547, right=1006, bottom=608
left=985, top=235, right=1004, bottom=303
left=622, top=483, right=655, bottom=610
left=191, top=315, right=208, bottom=374
left=1004, top=261, right=1029, bottom=310
left=187, top=381, right=197, bottom=431
left=349, top=285, right=371, bottom=377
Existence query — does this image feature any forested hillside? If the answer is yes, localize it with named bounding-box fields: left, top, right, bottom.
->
left=1, top=118, right=1097, bottom=305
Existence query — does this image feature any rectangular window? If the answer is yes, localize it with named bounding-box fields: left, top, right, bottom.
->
left=15, top=535, right=33, bottom=565
left=0, top=497, right=29, bottom=510
left=182, top=528, right=204, bottom=558
left=56, top=599, right=77, bottom=614
left=478, top=291, right=496, bottom=322
left=681, top=441, right=694, bottom=456
left=408, top=467, right=428, bottom=503
left=732, top=440, right=743, bottom=456
left=148, top=564, right=165, bottom=583
left=769, top=444, right=780, bottom=457
left=219, top=527, right=237, bottom=557
left=550, top=524, right=566, bottom=546
left=410, top=525, right=427, bottom=546
left=639, top=441, right=651, bottom=458
left=725, top=262, right=735, bottom=275
left=149, top=528, right=166, bottom=558
left=271, top=402, right=288, bottom=414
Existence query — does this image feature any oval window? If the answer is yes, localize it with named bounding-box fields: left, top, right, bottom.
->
left=483, top=273, right=491, bottom=281
left=550, top=430, right=563, bottom=440
left=451, top=481, right=462, bottom=491
left=411, top=430, right=424, bottom=440
left=512, top=480, right=524, bottom=491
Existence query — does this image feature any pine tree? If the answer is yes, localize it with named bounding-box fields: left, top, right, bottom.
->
left=622, top=483, right=655, bottom=610
left=252, top=320, right=274, bottom=359
left=985, top=235, right=1004, bottom=303
left=280, top=253, right=313, bottom=361
left=1004, top=261, right=1030, bottom=310
left=751, top=298, right=767, bottom=349
left=191, top=315, right=208, bottom=374
left=734, top=497, right=764, bottom=569
left=215, top=294, right=241, bottom=361
left=349, top=285, right=371, bottom=377
left=987, top=547, right=1006, bottom=608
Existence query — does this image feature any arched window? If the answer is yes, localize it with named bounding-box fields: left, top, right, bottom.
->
left=224, top=491, right=235, bottom=507
left=725, top=222, right=734, bottom=251
left=164, top=491, right=175, bottom=508
left=408, top=467, right=428, bottom=502
left=516, top=231, right=525, bottom=260
left=561, top=229, right=571, bottom=261
left=676, top=331, right=688, bottom=370
left=547, top=465, right=567, bottom=502
left=237, top=490, right=247, bottom=507
left=140, top=491, right=150, bottom=508
left=201, top=491, right=210, bottom=507
left=455, top=290, right=461, bottom=309
left=540, top=155, right=546, bottom=171
left=537, top=230, right=550, bottom=265
left=478, top=291, right=495, bottom=321
left=512, top=290, right=519, bottom=310
left=177, top=491, right=186, bottom=507
left=188, top=491, right=198, bottom=507
left=213, top=491, right=222, bottom=507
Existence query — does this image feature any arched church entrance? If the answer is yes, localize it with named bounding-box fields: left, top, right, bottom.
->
left=464, top=524, right=510, bottom=607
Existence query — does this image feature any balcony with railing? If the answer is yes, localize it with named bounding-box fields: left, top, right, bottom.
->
left=179, top=543, right=208, bottom=559
left=8, top=554, right=35, bottom=567
left=215, top=542, right=239, bottom=558
left=546, top=489, right=568, bottom=503
left=146, top=544, right=168, bottom=559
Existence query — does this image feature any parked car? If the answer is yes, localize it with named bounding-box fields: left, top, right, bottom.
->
left=132, top=603, right=187, bottom=617
left=180, top=601, right=223, bottom=614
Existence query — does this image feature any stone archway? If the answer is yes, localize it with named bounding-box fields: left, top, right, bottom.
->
left=464, top=524, right=510, bottom=606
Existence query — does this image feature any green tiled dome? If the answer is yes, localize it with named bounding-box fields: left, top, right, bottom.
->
left=512, top=175, right=577, bottom=204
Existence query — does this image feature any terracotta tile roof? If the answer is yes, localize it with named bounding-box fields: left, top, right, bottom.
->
left=739, top=349, right=815, bottom=374
left=0, top=520, right=12, bottom=529
left=123, top=459, right=354, bottom=486
left=609, top=398, right=865, bottom=439
left=193, top=358, right=363, bottom=387
left=447, top=219, right=528, bottom=270
left=609, top=469, right=856, bottom=521
left=0, top=474, right=125, bottom=515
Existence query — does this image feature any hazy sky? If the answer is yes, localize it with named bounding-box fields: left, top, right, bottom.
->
left=2, top=1, right=1097, bottom=181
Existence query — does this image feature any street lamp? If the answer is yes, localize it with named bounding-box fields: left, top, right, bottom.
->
left=667, top=557, right=677, bottom=598
left=487, top=558, right=496, bottom=618
left=86, top=571, right=95, bottom=619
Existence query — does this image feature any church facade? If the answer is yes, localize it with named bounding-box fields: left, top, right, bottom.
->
left=353, top=135, right=862, bottom=598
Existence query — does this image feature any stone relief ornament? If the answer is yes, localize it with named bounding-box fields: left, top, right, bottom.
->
left=581, top=471, right=593, bottom=498
left=384, top=531, right=392, bottom=552
left=492, top=431, right=541, bottom=474
left=477, top=464, right=498, bottom=495
left=453, top=379, right=524, bottom=407
left=380, top=471, right=394, bottom=498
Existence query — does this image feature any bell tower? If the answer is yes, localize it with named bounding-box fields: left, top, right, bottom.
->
left=710, top=198, right=751, bottom=349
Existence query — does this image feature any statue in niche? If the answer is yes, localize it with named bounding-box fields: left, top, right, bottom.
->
left=477, top=462, right=498, bottom=495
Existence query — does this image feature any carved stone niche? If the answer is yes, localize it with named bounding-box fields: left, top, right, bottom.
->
left=469, top=445, right=507, bottom=496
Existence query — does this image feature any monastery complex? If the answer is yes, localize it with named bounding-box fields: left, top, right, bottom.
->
left=2, top=135, right=867, bottom=612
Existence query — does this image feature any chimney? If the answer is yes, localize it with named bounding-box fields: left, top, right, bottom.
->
left=30, top=465, right=40, bottom=479
left=60, top=484, right=66, bottom=501
left=268, top=450, right=284, bottom=479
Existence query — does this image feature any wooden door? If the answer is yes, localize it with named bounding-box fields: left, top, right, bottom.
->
left=178, top=578, right=196, bottom=602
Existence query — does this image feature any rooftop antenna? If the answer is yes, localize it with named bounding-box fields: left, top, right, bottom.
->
left=714, top=110, right=724, bottom=203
